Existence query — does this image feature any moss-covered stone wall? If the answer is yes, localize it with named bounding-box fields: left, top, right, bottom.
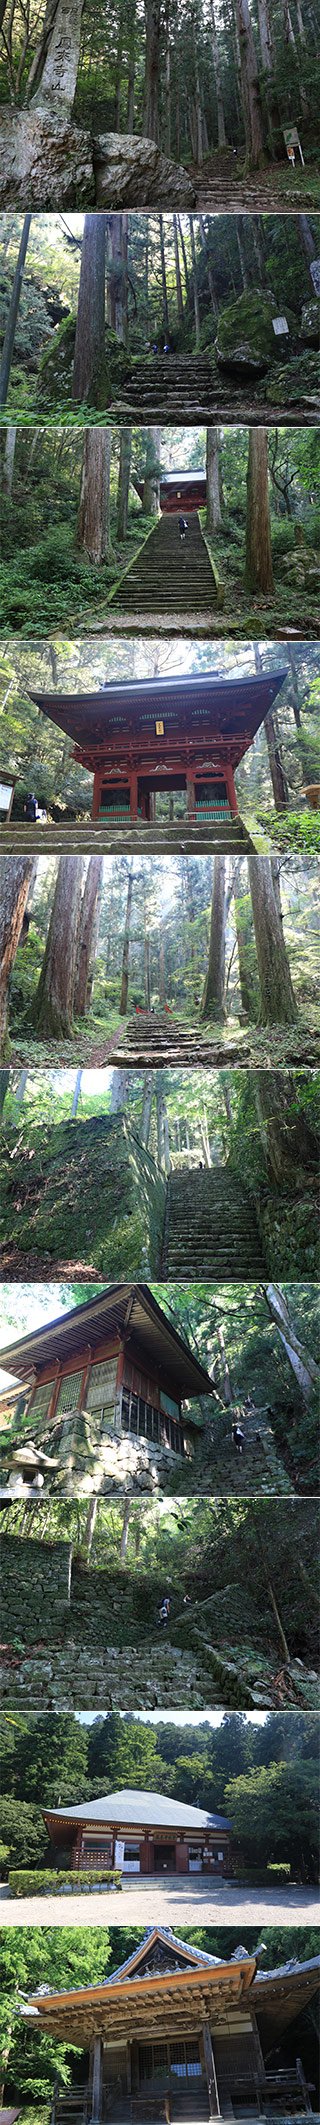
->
left=0, top=1114, right=166, bottom=1274
left=0, top=1535, right=72, bottom=1641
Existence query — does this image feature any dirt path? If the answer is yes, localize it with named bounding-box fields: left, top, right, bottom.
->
left=0, top=1878, right=318, bottom=1928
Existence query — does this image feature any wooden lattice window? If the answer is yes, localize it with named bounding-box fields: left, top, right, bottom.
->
left=56, top=1370, right=83, bottom=1414
left=29, top=1382, right=53, bottom=1421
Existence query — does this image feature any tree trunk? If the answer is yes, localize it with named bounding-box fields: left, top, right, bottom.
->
left=127, top=0, right=136, bottom=128
left=73, top=215, right=106, bottom=404
left=248, top=856, right=298, bottom=1024
left=0, top=1069, right=10, bottom=1115
left=298, top=213, right=316, bottom=276
left=210, top=0, right=227, bottom=144
left=28, top=855, right=84, bottom=1037
left=233, top=862, right=259, bottom=1018
left=119, top=861, right=134, bottom=1014
left=120, top=1499, right=131, bottom=1559
left=142, top=0, right=161, bottom=141
left=189, top=215, right=200, bottom=345
left=0, top=856, right=36, bottom=1057
left=140, top=1069, right=154, bottom=1147
left=156, top=1076, right=171, bottom=1172
left=262, top=1283, right=320, bottom=1403
left=74, top=856, right=103, bottom=1016
left=15, top=1067, right=28, bottom=1104
left=236, top=215, right=251, bottom=289
left=142, top=426, right=161, bottom=513
left=200, top=858, right=227, bottom=1021
left=110, top=1068, right=130, bottom=1112
left=178, top=216, right=191, bottom=300
left=199, top=217, right=219, bottom=317
left=253, top=1069, right=319, bottom=1185
left=287, top=647, right=302, bottom=729
left=0, top=216, right=32, bottom=410
left=84, top=1495, right=98, bottom=1558
left=257, top=0, right=273, bottom=69
left=1, top=425, right=17, bottom=496
left=30, top=0, right=84, bottom=110
left=217, top=1321, right=233, bottom=1403
left=173, top=214, right=184, bottom=318
left=235, top=0, right=265, bottom=166
left=78, top=428, right=112, bottom=563
left=117, top=425, right=132, bottom=540
left=107, top=212, right=127, bottom=343
left=71, top=1066, right=82, bottom=1116
left=244, top=428, right=274, bottom=593
left=264, top=707, right=289, bottom=810
left=206, top=426, right=222, bottom=531
left=159, top=214, right=170, bottom=341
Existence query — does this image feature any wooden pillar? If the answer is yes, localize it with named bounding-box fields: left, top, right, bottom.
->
left=202, top=2021, right=221, bottom=2118
left=130, top=768, right=138, bottom=820
left=126, top=2041, right=132, bottom=2096
left=187, top=775, right=195, bottom=816
left=92, top=771, right=102, bottom=821
left=91, top=2037, right=103, bottom=2123
left=224, top=763, right=238, bottom=816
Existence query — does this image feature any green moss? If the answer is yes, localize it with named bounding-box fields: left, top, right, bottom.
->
left=0, top=1114, right=166, bottom=1273
left=215, top=288, right=296, bottom=373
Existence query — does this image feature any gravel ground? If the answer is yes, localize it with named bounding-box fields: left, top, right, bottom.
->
left=1, top=1877, right=319, bottom=1927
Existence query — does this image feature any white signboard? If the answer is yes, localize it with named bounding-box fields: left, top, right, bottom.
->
left=114, top=1840, right=125, bottom=1866
left=0, top=782, right=14, bottom=810
left=283, top=125, right=305, bottom=165
left=272, top=317, right=289, bottom=335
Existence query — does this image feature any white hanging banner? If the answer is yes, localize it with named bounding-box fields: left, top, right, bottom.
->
left=114, top=1840, right=125, bottom=1866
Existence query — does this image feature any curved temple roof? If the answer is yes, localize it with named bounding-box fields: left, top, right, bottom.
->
left=0, top=1281, right=213, bottom=1401
left=28, top=668, right=288, bottom=766
left=44, top=1788, right=232, bottom=1831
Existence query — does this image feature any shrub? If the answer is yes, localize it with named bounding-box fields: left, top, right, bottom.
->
left=9, top=1866, right=122, bottom=1896
left=266, top=1861, right=291, bottom=1880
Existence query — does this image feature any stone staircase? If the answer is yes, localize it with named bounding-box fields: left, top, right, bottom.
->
left=162, top=1166, right=266, bottom=1277
left=109, top=1011, right=242, bottom=1067
left=0, top=816, right=255, bottom=854
left=109, top=511, right=219, bottom=616
left=120, top=350, right=216, bottom=419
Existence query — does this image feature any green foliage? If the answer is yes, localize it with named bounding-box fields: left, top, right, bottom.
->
left=9, top=1867, right=122, bottom=1894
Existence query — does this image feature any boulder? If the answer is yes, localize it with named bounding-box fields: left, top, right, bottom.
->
left=0, top=108, right=94, bottom=208
left=94, top=131, right=196, bottom=207
left=299, top=300, right=319, bottom=347
left=214, top=287, right=293, bottom=377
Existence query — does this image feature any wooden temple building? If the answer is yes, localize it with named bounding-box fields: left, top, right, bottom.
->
left=42, top=1789, right=233, bottom=1879
left=135, top=472, right=208, bottom=513
left=29, top=668, right=287, bottom=827
left=20, top=1929, right=319, bottom=2121
left=0, top=1281, right=213, bottom=1494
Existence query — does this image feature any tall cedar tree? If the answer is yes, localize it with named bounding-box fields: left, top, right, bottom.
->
left=73, top=215, right=107, bottom=404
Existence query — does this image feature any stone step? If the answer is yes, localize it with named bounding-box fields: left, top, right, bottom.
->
left=111, top=509, right=220, bottom=616
left=163, top=1168, right=266, bottom=1276
left=0, top=820, right=255, bottom=855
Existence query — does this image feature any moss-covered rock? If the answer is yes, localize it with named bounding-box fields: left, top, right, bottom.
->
left=37, top=316, right=128, bottom=409
left=214, top=287, right=295, bottom=376
left=267, top=350, right=320, bottom=404
left=37, top=314, right=76, bottom=405
left=299, top=300, right=319, bottom=347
